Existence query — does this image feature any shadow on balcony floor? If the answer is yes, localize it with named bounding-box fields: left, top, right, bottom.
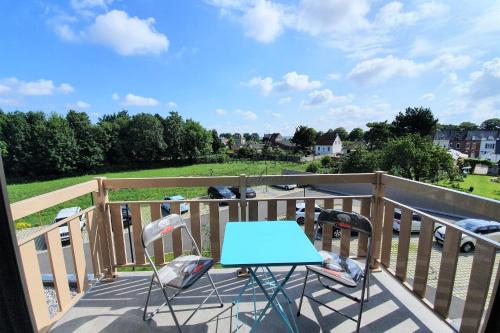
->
left=50, top=267, right=454, bottom=333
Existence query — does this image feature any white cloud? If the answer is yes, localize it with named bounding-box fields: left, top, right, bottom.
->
left=410, top=38, right=432, bottom=57
left=0, top=84, right=12, bottom=94
left=271, top=112, right=281, bottom=118
left=247, top=76, right=274, bottom=95
left=66, top=100, right=91, bottom=109
left=296, top=0, right=370, bottom=35
left=241, top=0, right=285, bottom=43
left=18, top=79, right=55, bottom=96
left=122, top=93, right=159, bottom=106
left=55, top=24, right=78, bottom=41
left=247, top=71, right=321, bottom=95
left=85, top=10, right=169, bottom=55
left=235, top=109, right=258, bottom=120
left=348, top=56, right=426, bottom=84
left=374, top=1, right=448, bottom=29
left=71, top=0, right=113, bottom=10
left=111, top=93, right=119, bottom=100
left=0, top=77, right=74, bottom=98
left=58, top=83, right=75, bottom=94
left=278, top=96, right=291, bottom=104
left=302, top=88, right=354, bottom=107
left=279, top=71, right=321, bottom=91
left=348, top=53, right=472, bottom=84
left=323, top=103, right=396, bottom=129
left=167, top=101, right=178, bottom=108
left=420, top=93, right=436, bottom=102
left=215, top=108, right=227, bottom=115
left=327, top=73, right=342, bottom=80
left=210, top=0, right=450, bottom=58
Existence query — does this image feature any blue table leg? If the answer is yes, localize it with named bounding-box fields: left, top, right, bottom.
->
left=248, top=266, right=298, bottom=333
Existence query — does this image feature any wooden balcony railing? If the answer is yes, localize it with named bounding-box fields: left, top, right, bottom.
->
left=8, top=172, right=500, bottom=332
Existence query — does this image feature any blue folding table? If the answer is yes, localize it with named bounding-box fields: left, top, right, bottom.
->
left=221, top=221, right=323, bottom=333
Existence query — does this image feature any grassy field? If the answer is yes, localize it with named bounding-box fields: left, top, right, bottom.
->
left=438, top=174, right=500, bottom=201
left=9, top=161, right=307, bottom=227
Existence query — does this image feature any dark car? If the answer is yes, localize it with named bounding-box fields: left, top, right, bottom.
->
left=208, top=186, right=237, bottom=199
left=162, top=195, right=189, bottom=214
left=121, top=204, right=132, bottom=227
left=315, top=222, right=358, bottom=239
left=230, top=186, right=256, bottom=198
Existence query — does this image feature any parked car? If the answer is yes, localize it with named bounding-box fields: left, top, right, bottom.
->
left=121, top=204, right=131, bottom=227
left=295, top=203, right=322, bottom=224
left=208, top=186, right=236, bottom=199
left=274, top=184, right=297, bottom=190
left=52, top=207, right=86, bottom=242
left=229, top=186, right=256, bottom=198
left=434, top=219, right=500, bottom=253
left=393, top=208, right=422, bottom=232
left=162, top=195, right=189, bottom=214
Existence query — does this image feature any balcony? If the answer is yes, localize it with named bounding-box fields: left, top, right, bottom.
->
left=10, top=172, right=500, bottom=332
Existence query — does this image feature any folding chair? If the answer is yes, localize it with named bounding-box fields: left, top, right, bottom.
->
left=297, top=209, right=372, bottom=333
left=141, top=214, right=223, bottom=333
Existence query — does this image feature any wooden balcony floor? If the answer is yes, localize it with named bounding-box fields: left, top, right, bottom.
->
left=50, top=267, right=455, bottom=333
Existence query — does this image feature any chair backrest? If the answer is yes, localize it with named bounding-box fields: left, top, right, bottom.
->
left=317, top=209, right=372, bottom=236
left=141, top=214, right=185, bottom=248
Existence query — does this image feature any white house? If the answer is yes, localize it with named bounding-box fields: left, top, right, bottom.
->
left=315, top=132, right=342, bottom=156
left=479, top=132, right=500, bottom=162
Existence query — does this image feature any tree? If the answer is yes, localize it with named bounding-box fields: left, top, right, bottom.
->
left=163, top=111, right=184, bottom=161
left=348, top=128, right=364, bottom=141
left=458, top=122, right=478, bottom=131
left=97, top=111, right=130, bottom=165
left=250, top=132, right=260, bottom=142
left=182, top=119, right=212, bottom=161
left=392, top=107, right=438, bottom=137
left=219, top=133, right=232, bottom=139
left=341, top=149, right=381, bottom=173
left=66, top=110, right=104, bottom=171
left=381, top=134, right=455, bottom=181
left=210, top=129, right=222, bottom=153
left=1, top=111, right=32, bottom=176
left=480, top=118, right=500, bottom=130
left=332, top=127, right=348, bottom=141
left=364, top=121, right=394, bottom=150
left=41, top=114, right=78, bottom=175
left=227, top=137, right=235, bottom=150
left=291, top=125, right=317, bottom=152
left=127, top=113, right=166, bottom=162
left=243, top=133, right=251, bottom=142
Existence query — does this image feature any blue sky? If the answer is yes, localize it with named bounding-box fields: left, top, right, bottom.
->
left=0, top=0, right=499, bottom=135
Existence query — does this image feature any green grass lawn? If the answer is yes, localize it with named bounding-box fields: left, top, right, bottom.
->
left=438, top=174, right=500, bottom=201
left=9, top=161, right=307, bottom=227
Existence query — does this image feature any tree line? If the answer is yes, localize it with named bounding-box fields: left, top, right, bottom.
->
left=297, top=108, right=499, bottom=182
left=0, top=110, right=222, bottom=179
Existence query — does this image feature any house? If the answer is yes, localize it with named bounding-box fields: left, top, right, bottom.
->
left=433, top=130, right=456, bottom=149
left=479, top=131, right=500, bottom=162
left=262, top=133, right=283, bottom=147
left=341, top=141, right=366, bottom=155
left=315, top=132, right=342, bottom=155
left=233, top=133, right=245, bottom=148
left=448, top=131, right=468, bottom=155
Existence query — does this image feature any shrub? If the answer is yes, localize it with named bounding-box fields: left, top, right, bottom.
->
left=15, top=221, right=31, bottom=229
left=306, top=161, right=320, bottom=173
left=320, top=156, right=333, bottom=168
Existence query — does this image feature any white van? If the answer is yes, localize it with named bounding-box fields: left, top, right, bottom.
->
left=52, top=207, right=86, bottom=242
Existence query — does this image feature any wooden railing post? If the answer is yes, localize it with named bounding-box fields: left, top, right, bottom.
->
left=93, top=177, right=116, bottom=280
left=239, top=174, right=247, bottom=221
left=370, top=171, right=386, bottom=269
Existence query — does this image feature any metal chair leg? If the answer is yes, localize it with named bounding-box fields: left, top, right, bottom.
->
left=297, top=268, right=310, bottom=317
left=160, top=286, right=183, bottom=333
left=207, top=272, right=224, bottom=307
left=143, top=275, right=155, bottom=321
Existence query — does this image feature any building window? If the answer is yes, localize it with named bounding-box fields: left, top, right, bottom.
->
left=485, top=143, right=495, bottom=149
left=328, top=147, right=331, bottom=152
left=456, top=143, right=460, bottom=149
left=466, top=143, right=470, bottom=148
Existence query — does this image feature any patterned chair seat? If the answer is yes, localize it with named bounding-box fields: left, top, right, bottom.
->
left=155, top=255, right=214, bottom=290
left=307, top=251, right=364, bottom=288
